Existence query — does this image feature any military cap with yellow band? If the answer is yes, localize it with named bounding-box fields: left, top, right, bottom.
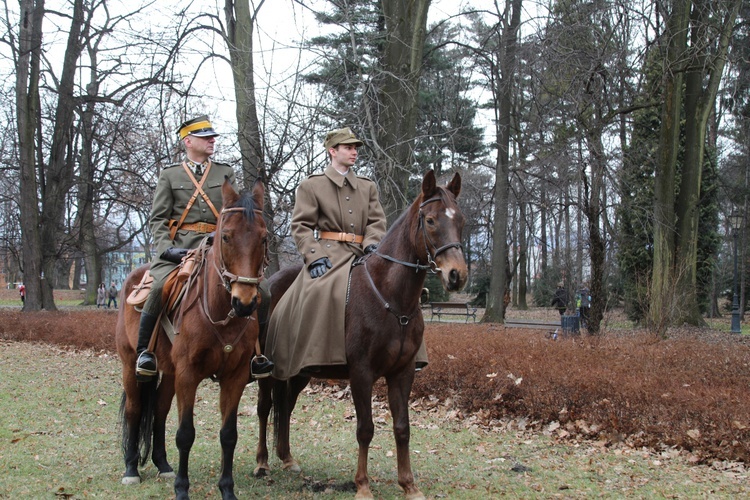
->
left=323, top=127, right=363, bottom=150
left=178, top=115, right=220, bottom=140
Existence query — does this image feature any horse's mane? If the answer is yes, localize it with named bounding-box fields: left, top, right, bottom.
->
left=229, top=190, right=260, bottom=221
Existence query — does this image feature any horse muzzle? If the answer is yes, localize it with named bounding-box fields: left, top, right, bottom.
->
left=437, top=250, right=468, bottom=292
left=231, top=294, right=259, bottom=318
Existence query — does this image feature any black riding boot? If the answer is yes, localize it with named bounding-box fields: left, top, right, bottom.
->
left=251, top=355, right=274, bottom=379
left=135, top=312, right=159, bottom=379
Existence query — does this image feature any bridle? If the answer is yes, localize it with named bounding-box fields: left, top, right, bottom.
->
left=212, top=206, right=268, bottom=293
left=354, top=193, right=463, bottom=326
left=370, top=195, right=463, bottom=273
left=416, top=196, right=463, bottom=271
left=201, top=206, right=268, bottom=326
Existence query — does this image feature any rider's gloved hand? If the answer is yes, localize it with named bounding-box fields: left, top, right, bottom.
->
left=161, top=247, right=189, bottom=263
left=309, top=257, right=332, bottom=279
left=364, top=244, right=378, bottom=254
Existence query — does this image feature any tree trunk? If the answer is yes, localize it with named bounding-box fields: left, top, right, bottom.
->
left=224, top=0, right=264, bottom=187
left=485, top=0, right=522, bottom=322
left=224, top=0, right=279, bottom=272
left=78, top=47, right=101, bottom=306
left=15, top=0, right=45, bottom=311
left=517, top=202, right=528, bottom=309
left=374, top=0, right=431, bottom=223
left=583, top=130, right=607, bottom=335
left=649, top=0, right=690, bottom=334
left=673, top=0, right=739, bottom=326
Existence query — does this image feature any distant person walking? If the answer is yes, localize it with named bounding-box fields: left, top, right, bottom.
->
left=97, top=283, right=107, bottom=308
left=576, top=285, right=591, bottom=328
left=108, top=281, right=118, bottom=309
left=19, top=284, right=25, bottom=304
left=551, top=283, right=567, bottom=316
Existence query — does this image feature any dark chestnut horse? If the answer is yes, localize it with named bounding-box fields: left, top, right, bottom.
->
left=254, top=170, right=467, bottom=499
left=116, top=179, right=267, bottom=500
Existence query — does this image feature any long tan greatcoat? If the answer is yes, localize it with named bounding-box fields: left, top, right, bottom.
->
left=148, top=160, right=236, bottom=285
left=266, top=166, right=387, bottom=380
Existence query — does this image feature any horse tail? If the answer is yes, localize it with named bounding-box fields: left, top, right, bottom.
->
left=271, top=378, right=291, bottom=450
left=118, top=377, right=159, bottom=467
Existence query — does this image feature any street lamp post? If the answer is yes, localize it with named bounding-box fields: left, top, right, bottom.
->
left=730, top=212, right=743, bottom=334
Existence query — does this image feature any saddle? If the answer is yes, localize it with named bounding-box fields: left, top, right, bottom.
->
left=126, top=244, right=207, bottom=343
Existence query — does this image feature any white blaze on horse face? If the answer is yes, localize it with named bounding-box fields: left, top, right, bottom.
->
left=445, top=207, right=456, bottom=219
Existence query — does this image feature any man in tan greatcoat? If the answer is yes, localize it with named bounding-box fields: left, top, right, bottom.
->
left=134, top=115, right=235, bottom=379
left=265, top=127, right=387, bottom=380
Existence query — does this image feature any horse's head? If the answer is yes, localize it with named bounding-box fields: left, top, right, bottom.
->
left=417, top=170, right=468, bottom=292
left=213, top=178, right=268, bottom=317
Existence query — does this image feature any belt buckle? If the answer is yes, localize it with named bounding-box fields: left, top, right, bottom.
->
left=198, top=222, right=209, bottom=233
left=347, top=233, right=357, bottom=243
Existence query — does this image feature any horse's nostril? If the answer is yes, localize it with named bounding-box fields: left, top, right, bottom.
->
left=449, top=269, right=458, bottom=285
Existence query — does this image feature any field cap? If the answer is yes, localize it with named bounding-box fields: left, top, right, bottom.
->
left=324, top=127, right=363, bottom=150
left=178, top=115, right=219, bottom=140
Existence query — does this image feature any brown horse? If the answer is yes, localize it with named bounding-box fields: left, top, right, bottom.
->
left=254, top=170, right=467, bottom=499
left=116, top=179, right=267, bottom=500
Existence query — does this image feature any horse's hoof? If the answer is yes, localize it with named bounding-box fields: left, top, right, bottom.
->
left=253, top=465, right=270, bottom=478
left=354, top=489, right=374, bottom=500
left=157, top=470, right=176, bottom=479
left=121, top=475, right=140, bottom=485
left=282, top=461, right=301, bottom=473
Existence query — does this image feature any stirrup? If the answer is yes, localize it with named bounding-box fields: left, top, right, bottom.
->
left=136, top=351, right=158, bottom=379
left=251, top=355, right=273, bottom=379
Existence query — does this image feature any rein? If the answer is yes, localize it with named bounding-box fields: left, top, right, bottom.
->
left=355, top=193, right=463, bottom=325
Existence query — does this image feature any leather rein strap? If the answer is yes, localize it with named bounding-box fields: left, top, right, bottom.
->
left=168, top=161, right=221, bottom=240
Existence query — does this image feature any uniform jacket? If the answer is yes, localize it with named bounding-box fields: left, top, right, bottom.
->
left=148, top=160, right=235, bottom=283
left=266, top=165, right=387, bottom=379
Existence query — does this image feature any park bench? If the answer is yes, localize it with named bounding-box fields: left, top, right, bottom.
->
left=429, top=302, right=478, bottom=323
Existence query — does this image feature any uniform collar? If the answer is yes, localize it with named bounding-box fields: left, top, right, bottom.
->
left=325, top=164, right=357, bottom=189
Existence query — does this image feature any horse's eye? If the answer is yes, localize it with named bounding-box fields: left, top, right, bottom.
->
left=426, top=217, right=435, bottom=226
left=222, top=234, right=229, bottom=242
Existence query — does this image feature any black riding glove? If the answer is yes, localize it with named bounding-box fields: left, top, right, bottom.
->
left=364, top=244, right=378, bottom=254
left=161, top=247, right=188, bottom=263
left=309, top=257, right=332, bottom=279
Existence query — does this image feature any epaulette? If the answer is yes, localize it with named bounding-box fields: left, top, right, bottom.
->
left=309, top=171, right=325, bottom=177
left=163, top=163, right=181, bottom=169
left=355, top=173, right=376, bottom=183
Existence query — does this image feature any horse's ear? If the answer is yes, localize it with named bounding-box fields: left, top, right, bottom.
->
left=222, top=177, right=239, bottom=208
left=252, top=177, right=265, bottom=209
left=421, top=170, right=437, bottom=198
left=446, top=172, right=461, bottom=199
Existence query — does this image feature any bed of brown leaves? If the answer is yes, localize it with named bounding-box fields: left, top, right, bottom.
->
left=2, top=307, right=749, bottom=466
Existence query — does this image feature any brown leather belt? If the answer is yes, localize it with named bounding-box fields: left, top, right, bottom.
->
left=174, top=221, right=216, bottom=233
left=318, top=231, right=364, bottom=244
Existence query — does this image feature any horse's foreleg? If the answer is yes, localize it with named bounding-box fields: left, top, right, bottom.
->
left=386, top=370, right=424, bottom=500
left=254, top=377, right=273, bottom=477
left=216, top=375, right=247, bottom=500
left=152, top=373, right=175, bottom=478
left=174, top=380, right=199, bottom=500
left=350, top=376, right=375, bottom=499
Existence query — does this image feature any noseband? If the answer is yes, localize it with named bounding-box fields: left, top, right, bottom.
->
left=213, top=206, right=267, bottom=293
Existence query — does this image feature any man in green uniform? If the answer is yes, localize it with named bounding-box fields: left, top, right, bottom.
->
left=135, top=115, right=234, bottom=378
